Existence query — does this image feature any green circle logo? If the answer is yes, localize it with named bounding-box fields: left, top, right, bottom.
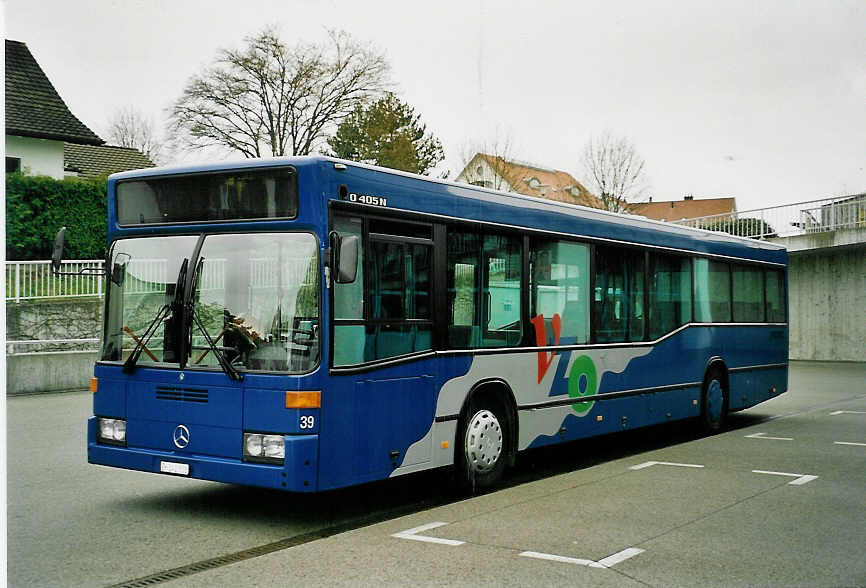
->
left=568, top=354, right=597, bottom=416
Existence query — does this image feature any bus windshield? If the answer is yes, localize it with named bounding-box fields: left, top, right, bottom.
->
left=102, top=232, right=320, bottom=374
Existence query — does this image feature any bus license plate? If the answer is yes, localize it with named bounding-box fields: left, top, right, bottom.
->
left=160, top=461, right=189, bottom=476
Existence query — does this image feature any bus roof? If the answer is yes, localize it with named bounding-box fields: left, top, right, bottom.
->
left=108, top=155, right=786, bottom=264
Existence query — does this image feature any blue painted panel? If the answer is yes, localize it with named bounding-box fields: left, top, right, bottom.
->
left=596, top=325, right=788, bottom=395
left=88, top=442, right=293, bottom=491
left=729, top=367, right=787, bottom=411
left=524, top=324, right=786, bottom=449
left=126, top=382, right=242, bottom=428
left=244, top=388, right=321, bottom=434
left=244, top=388, right=289, bottom=432
left=128, top=419, right=240, bottom=458
left=318, top=355, right=472, bottom=490
left=352, top=374, right=434, bottom=479
left=92, top=369, right=126, bottom=418
left=284, top=435, right=318, bottom=492
left=89, top=414, right=319, bottom=492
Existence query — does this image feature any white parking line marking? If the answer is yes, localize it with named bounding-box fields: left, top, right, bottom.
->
left=391, top=522, right=464, bottom=546
left=597, top=547, right=646, bottom=568
left=834, top=441, right=866, bottom=447
left=745, top=432, right=794, bottom=441
left=829, top=410, right=866, bottom=415
left=752, top=470, right=819, bottom=485
left=630, top=460, right=704, bottom=470
left=520, top=551, right=603, bottom=568
left=520, top=547, right=644, bottom=569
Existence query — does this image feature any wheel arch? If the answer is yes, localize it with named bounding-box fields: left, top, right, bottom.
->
left=704, top=356, right=730, bottom=390
left=457, top=378, right=519, bottom=467
left=700, top=356, right=731, bottom=433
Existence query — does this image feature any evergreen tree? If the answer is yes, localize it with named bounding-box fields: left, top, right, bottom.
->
left=328, top=93, right=444, bottom=175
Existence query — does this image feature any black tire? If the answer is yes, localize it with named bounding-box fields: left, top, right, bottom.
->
left=455, top=392, right=510, bottom=492
left=699, top=367, right=729, bottom=434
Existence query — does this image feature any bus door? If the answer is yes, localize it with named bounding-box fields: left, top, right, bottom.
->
left=328, top=215, right=437, bottom=485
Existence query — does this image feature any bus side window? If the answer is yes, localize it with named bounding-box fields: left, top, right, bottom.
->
left=529, top=239, right=590, bottom=345
left=333, top=216, right=365, bottom=366
left=694, top=258, right=731, bottom=322
left=447, top=232, right=482, bottom=347
left=648, top=253, right=691, bottom=339
left=593, top=246, right=645, bottom=343
left=732, top=264, right=764, bottom=322
left=366, top=239, right=433, bottom=360
left=765, top=269, right=787, bottom=322
left=447, top=230, right=521, bottom=349
left=333, top=216, right=434, bottom=365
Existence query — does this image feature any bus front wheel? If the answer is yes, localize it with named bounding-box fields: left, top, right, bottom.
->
left=700, top=367, right=729, bottom=434
left=456, top=394, right=509, bottom=491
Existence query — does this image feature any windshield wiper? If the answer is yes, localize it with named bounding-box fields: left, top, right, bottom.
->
left=122, top=304, right=170, bottom=373
left=185, top=256, right=242, bottom=381
left=123, top=258, right=188, bottom=373
left=192, top=306, right=242, bottom=381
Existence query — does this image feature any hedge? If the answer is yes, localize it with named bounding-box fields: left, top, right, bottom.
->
left=6, top=173, right=108, bottom=260
left=699, top=217, right=778, bottom=239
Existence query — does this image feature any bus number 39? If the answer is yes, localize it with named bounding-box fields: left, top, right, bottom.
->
left=300, top=415, right=315, bottom=429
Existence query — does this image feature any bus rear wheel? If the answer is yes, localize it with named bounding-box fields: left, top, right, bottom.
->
left=456, top=395, right=509, bottom=491
left=700, top=368, right=729, bottom=434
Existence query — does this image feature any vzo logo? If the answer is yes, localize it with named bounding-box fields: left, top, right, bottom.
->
left=531, top=313, right=597, bottom=416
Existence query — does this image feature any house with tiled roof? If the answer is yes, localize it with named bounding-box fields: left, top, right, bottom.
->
left=456, top=153, right=603, bottom=209
left=64, top=143, right=154, bottom=179
left=5, top=39, right=104, bottom=178
left=628, top=196, right=737, bottom=223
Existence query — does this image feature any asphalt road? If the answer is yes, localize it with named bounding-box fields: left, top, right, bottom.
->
left=7, top=361, right=865, bottom=587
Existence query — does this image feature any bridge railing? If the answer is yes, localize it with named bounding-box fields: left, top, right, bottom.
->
left=671, top=193, right=866, bottom=239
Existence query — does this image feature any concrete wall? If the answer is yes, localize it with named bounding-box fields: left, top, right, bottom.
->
left=5, top=135, right=65, bottom=179
left=788, top=245, right=866, bottom=361
left=6, top=297, right=102, bottom=395
left=7, top=351, right=99, bottom=395
left=774, top=228, right=866, bottom=253
left=6, top=297, right=102, bottom=341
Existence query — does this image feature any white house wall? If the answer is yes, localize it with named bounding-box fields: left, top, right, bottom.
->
left=6, top=135, right=65, bottom=179
left=455, top=155, right=512, bottom=191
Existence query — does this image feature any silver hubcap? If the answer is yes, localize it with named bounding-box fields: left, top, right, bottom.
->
left=464, top=409, right=503, bottom=474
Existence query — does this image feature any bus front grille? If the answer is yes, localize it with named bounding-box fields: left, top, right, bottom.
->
left=155, top=386, right=209, bottom=404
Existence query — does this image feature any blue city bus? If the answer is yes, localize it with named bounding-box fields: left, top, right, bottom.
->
left=60, top=155, right=788, bottom=492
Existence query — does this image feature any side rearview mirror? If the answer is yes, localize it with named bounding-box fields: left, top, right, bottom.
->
left=332, top=234, right=359, bottom=284
left=51, top=227, right=67, bottom=272
left=49, top=226, right=107, bottom=278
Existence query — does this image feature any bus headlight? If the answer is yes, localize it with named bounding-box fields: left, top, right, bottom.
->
left=98, top=417, right=127, bottom=445
left=243, top=433, right=284, bottom=464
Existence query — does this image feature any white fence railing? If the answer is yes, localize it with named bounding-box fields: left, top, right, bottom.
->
left=6, top=256, right=317, bottom=303
left=6, top=260, right=105, bottom=302
left=6, top=338, right=101, bottom=355
left=671, top=193, right=866, bottom=239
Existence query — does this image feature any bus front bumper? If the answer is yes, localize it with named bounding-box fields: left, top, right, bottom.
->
left=87, top=419, right=319, bottom=492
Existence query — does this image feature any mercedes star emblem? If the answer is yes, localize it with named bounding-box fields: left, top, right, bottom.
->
left=173, top=424, right=190, bottom=449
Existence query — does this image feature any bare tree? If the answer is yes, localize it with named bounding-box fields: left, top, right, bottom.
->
left=168, top=28, right=390, bottom=158
left=106, top=106, right=163, bottom=163
left=456, top=131, right=519, bottom=191
left=581, top=131, right=648, bottom=212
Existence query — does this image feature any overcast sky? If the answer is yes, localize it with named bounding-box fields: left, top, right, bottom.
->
left=4, top=0, right=864, bottom=210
